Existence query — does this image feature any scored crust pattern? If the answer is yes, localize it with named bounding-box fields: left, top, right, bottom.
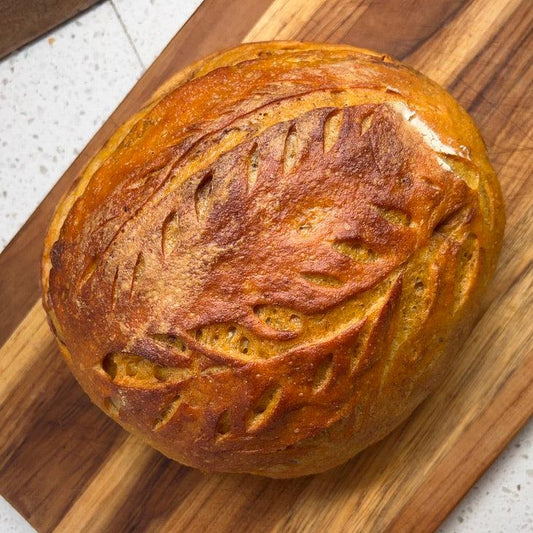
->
left=43, top=42, right=503, bottom=476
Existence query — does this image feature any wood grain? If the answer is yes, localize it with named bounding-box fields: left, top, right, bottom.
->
left=0, top=0, right=102, bottom=60
left=0, top=0, right=531, bottom=531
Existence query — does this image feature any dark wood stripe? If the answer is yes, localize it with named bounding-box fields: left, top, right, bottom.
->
left=454, top=1, right=532, bottom=120
left=101, top=455, right=192, bottom=532
left=0, top=352, right=126, bottom=532
left=98, top=451, right=310, bottom=532
left=446, top=0, right=533, bottom=182
left=0, top=0, right=273, bottom=347
left=167, top=474, right=310, bottom=533
left=0, top=0, right=102, bottom=60
left=292, top=0, right=368, bottom=43
left=448, top=0, right=532, bottom=93
left=337, top=0, right=468, bottom=59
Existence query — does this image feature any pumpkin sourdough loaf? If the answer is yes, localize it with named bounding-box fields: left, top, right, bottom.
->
left=42, top=41, right=504, bottom=477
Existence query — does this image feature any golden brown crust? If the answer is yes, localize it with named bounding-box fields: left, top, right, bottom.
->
left=42, top=41, right=504, bottom=477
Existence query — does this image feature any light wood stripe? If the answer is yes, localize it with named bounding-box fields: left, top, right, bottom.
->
left=0, top=301, right=48, bottom=405
left=244, top=0, right=370, bottom=43
left=243, top=0, right=325, bottom=41
left=54, top=436, right=155, bottom=532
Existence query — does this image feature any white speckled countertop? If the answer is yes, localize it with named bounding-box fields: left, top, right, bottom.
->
left=0, top=1, right=531, bottom=531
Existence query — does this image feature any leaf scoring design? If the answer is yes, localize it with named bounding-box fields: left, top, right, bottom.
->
left=153, top=396, right=182, bottom=430
left=312, top=353, right=334, bottom=392
left=323, top=109, right=343, bottom=152
left=283, top=124, right=299, bottom=174
left=45, top=42, right=493, bottom=464
left=247, top=385, right=283, bottom=432
left=161, top=210, right=180, bottom=257
left=454, top=233, right=480, bottom=311
left=72, top=101, right=481, bottom=447
left=247, top=143, right=260, bottom=190
left=102, top=352, right=191, bottom=386
left=194, top=172, right=213, bottom=220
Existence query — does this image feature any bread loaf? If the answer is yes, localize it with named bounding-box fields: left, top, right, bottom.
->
left=42, top=41, right=505, bottom=477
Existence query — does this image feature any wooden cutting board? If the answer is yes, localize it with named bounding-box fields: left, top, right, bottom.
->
left=1, top=0, right=532, bottom=531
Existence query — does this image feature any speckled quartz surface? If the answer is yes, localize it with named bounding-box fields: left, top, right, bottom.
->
left=0, top=1, right=531, bottom=531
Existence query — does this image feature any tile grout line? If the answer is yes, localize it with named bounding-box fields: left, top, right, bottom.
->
left=109, top=0, right=146, bottom=72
